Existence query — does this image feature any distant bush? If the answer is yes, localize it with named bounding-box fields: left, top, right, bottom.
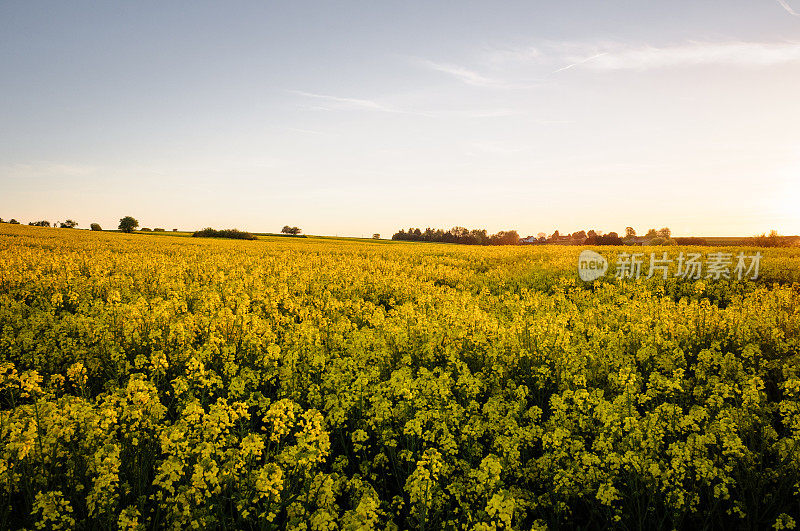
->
left=9, top=219, right=20, bottom=225
left=172, top=228, right=178, bottom=232
left=140, top=228, right=152, bottom=232
left=90, top=223, right=102, bottom=231
left=675, top=237, right=708, bottom=245
left=154, top=228, right=165, bottom=232
left=29, top=221, right=51, bottom=227
left=192, top=228, right=257, bottom=240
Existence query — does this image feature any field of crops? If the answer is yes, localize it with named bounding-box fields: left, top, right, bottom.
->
left=1, top=223, right=799, bottom=530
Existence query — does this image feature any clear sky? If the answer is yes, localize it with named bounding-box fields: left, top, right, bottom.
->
left=1, top=1, right=799, bottom=237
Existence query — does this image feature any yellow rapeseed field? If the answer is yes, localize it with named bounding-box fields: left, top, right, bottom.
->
left=1, top=223, right=799, bottom=529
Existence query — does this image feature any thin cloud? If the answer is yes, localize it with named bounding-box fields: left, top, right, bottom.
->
left=415, top=59, right=538, bottom=89
left=777, top=0, right=799, bottom=16
left=580, top=41, right=800, bottom=70
left=290, top=90, right=405, bottom=113
left=291, top=90, right=522, bottom=119
left=551, top=52, right=608, bottom=73
left=416, top=59, right=503, bottom=87
left=480, top=45, right=542, bottom=64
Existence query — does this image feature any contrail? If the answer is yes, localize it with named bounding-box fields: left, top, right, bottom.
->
left=551, top=52, right=608, bottom=74
left=777, top=0, right=799, bottom=16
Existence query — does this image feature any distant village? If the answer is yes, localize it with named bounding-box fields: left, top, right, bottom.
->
left=520, top=227, right=677, bottom=246
left=394, top=226, right=798, bottom=247
left=393, top=226, right=683, bottom=246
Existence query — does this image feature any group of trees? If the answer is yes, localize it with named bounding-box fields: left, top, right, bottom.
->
left=0, top=218, right=79, bottom=228
left=281, top=225, right=302, bottom=235
left=526, top=227, right=675, bottom=246
left=392, top=227, right=521, bottom=246
left=750, top=230, right=798, bottom=247
left=388, top=226, right=680, bottom=247
left=119, top=217, right=178, bottom=233
left=192, top=228, right=257, bottom=240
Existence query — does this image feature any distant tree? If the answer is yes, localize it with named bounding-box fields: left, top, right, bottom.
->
left=60, top=219, right=78, bottom=228
left=645, top=228, right=658, bottom=239
left=489, top=230, right=520, bottom=245
left=0, top=218, right=4, bottom=223
left=281, top=225, right=301, bottom=235
left=470, top=229, right=489, bottom=245
left=140, top=227, right=152, bottom=232
left=550, top=230, right=560, bottom=240
left=29, top=220, right=51, bottom=227
left=657, top=227, right=671, bottom=239
left=154, top=228, right=165, bottom=232
left=9, top=219, right=20, bottom=224
left=119, top=216, right=139, bottom=233
left=372, top=233, right=380, bottom=239
left=572, top=230, right=587, bottom=241
left=595, top=232, right=623, bottom=245
left=625, top=227, right=636, bottom=238
left=90, top=223, right=102, bottom=231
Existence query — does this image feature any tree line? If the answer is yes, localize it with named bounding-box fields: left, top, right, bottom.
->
left=390, top=226, right=685, bottom=246
left=392, top=227, right=520, bottom=245
left=4, top=216, right=796, bottom=247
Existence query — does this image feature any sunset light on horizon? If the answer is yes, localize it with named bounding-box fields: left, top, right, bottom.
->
left=2, top=1, right=799, bottom=237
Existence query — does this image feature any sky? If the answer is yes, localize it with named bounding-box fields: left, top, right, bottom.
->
left=1, top=1, right=799, bottom=237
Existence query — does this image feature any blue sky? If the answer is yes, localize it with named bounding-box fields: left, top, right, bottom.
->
left=1, top=1, right=799, bottom=236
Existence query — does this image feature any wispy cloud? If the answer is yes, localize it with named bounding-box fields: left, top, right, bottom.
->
left=469, top=40, right=800, bottom=76
left=291, top=90, right=523, bottom=119
left=480, top=45, right=542, bottom=64
left=777, top=0, right=799, bottom=16
left=551, top=52, right=608, bottom=73
left=415, top=59, right=538, bottom=89
left=289, top=90, right=405, bottom=113
left=417, top=59, right=503, bottom=87
left=572, top=41, right=800, bottom=70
